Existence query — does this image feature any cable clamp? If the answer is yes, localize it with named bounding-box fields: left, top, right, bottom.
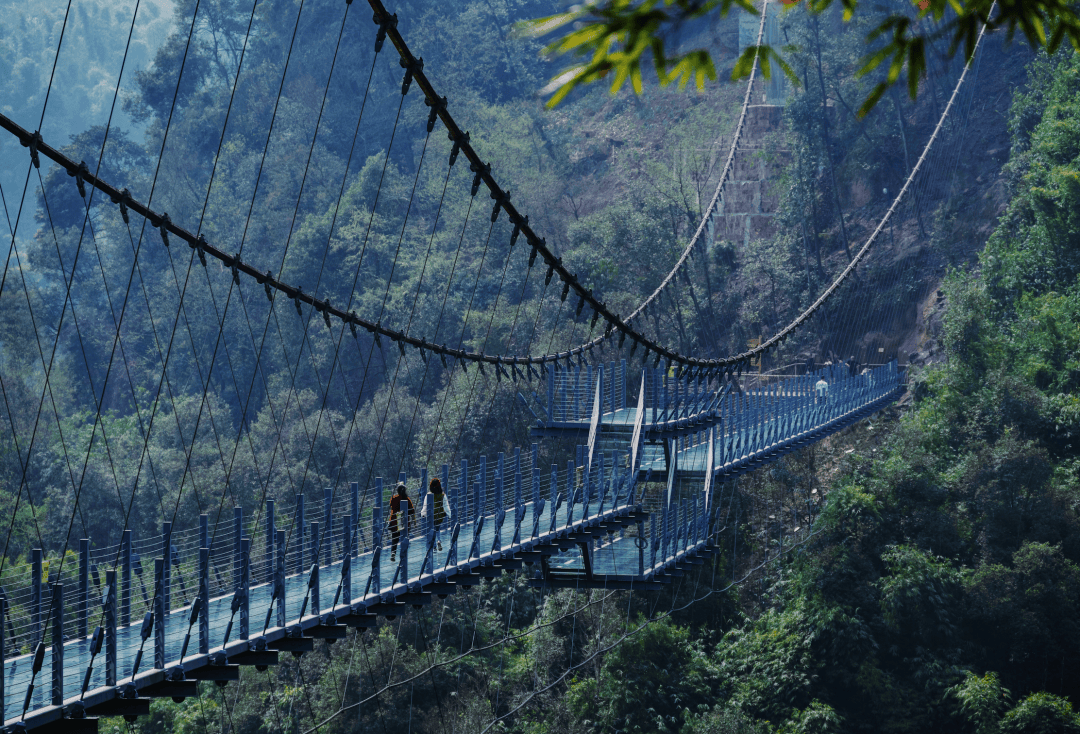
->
left=159, top=213, right=171, bottom=247
left=575, top=297, right=585, bottom=317
left=439, top=350, right=448, bottom=368
left=349, top=312, right=359, bottom=338
left=293, top=287, right=304, bottom=317
left=373, top=12, right=397, bottom=53
left=459, top=356, right=468, bottom=372
left=399, top=56, right=424, bottom=96
left=230, top=253, right=241, bottom=285
left=424, top=95, right=447, bottom=133
left=24, top=130, right=42, bottom=169
left=321, top=298, right=332, bottom=328
left=448, top=130, right=469, bottom=167
left=490, top=189, right=510, bottom=223
left=117, top=188, right=131, bottom=223
left=72, top=161, right=90, bottom=198
left=544, top=263, right=554, bottom=286
left=469, top=161, right=490, bottom=197
left=193, top=234, right=208, bottom=267
left=560, top=281, right=570, bottom=302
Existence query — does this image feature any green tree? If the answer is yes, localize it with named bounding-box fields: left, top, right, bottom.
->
left=949, top=671, right=1011, bottom=734
left=1001, top=692, right=1080, bottom=734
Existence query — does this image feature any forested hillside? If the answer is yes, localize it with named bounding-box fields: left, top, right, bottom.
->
left=2, top=0, right=1079, bottom=732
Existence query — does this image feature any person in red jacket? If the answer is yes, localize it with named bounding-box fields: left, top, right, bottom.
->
left=388, top=483, right=414, bottom=562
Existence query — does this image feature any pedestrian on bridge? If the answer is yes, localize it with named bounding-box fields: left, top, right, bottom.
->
left=389, top=483, right=415, bottom=562
left=426, top=477, right=448, bottom=551
left=815, top=377, right=829, bottom=404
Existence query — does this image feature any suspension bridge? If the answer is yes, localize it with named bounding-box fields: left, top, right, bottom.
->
left=0, top=0, right=989, bottom=729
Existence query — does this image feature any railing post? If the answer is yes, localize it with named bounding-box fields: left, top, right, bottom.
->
left=514, top=447, right=522, bottom=513
left=324, top=487, right=333, bottom=566
left=200, top=514, right=208, bottom=554
left=104, top=569, right=117, bottom=686
left=582, top=455, right=592, bottom=514
left=162, top=521, right=172, bottom=617
left=296, top=493, right=306, bottom=575
left=0, top=594, right=5, bottom=721
left=492, top=453, right=505, bottom=554
left=399, top=512, right=409, bottom=583
left=597, top=455, right=605, bottom=511
left=199, top=546, right=209, bottom=655
left=573, top=364, right=581, bottom=420
left=549, top=464, right=558, bottom=533
left=531, top=444, right=539, bottom=506
left=240, top=537, right=250, bottom=640
left=309, top=521, right=320, bottom=615
left=275, top=529, right=287, bottom=628
left=649, top=514, right=658, bottom=569
left=458, top=461, right=467, bottom=523
left=420, top=468, right=429, bottom=537
left=441, top=465, right=450, bottom=523
left=547, top=364, right=555, bottom=421
left=660, top=505, right=669, bottom=563
left=561, top=365, right=569, bottom=422
left=586, top=363, right=593, bottom=418
left=620, top=359, right=627, bottom=410
left=480, top=457, right=487, bottom=519
left=496, top=453, right=505, bottom=511
left=265, top=499, right=276, bottom=584
left=31, top=548, right=42, bottom=649
left=50, top=582, right=63, bottom=706
left=79, top=538, right=89, bottom=639
left=341, top=515, right=351, bottom=607
left=678, top=500, right=687, bottom=553
left=233, top=507, right=243, bottom=589
left=565, top=459, right=575, bottom=527
left=351, top=481, right=360, bottom=558
left=373, top=479, right=384, bottom=550
left=608, top=361, right=614, bottom=413
left=153, top=558, right=165, bottom=669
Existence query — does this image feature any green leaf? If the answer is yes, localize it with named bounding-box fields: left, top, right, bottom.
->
left=731, top=45, right=759, bottom=81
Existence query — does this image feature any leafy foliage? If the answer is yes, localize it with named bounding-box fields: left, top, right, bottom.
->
left=522, top=0, right=1080, bottom=117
